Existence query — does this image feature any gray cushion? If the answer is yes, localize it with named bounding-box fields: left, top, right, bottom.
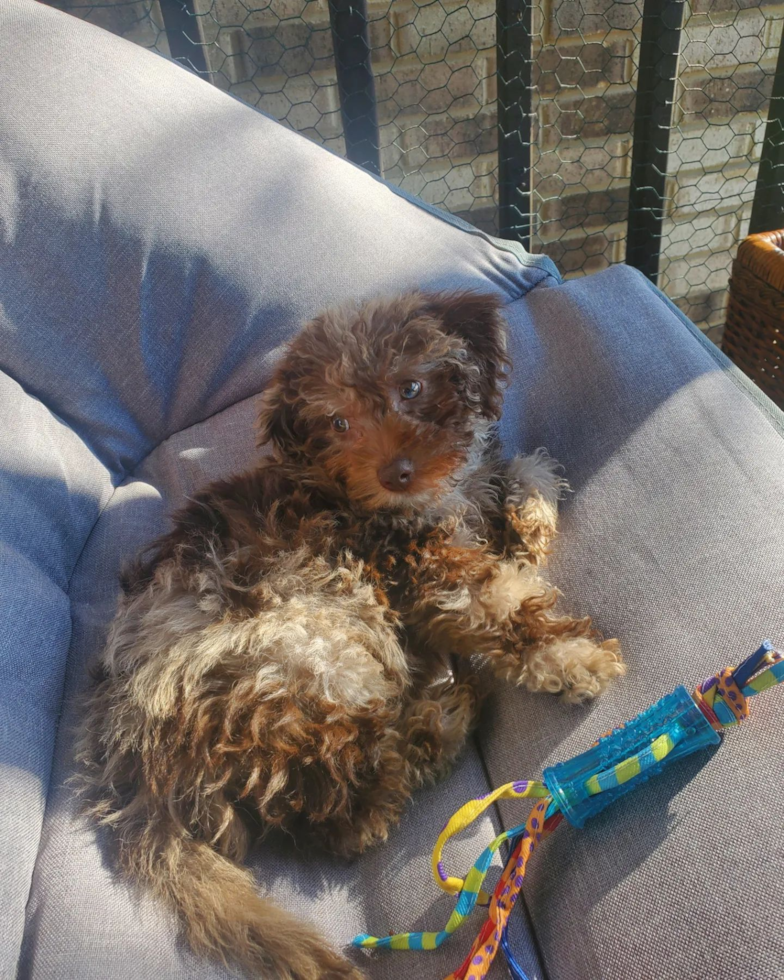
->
left=0, top=0, right=555, bottom=479
left=0, top=372, right=112, bottom=965
left=487, top=266, right=784, bottom=979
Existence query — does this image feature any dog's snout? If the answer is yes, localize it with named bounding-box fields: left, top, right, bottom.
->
left=378, top=458, right=415, bottom=492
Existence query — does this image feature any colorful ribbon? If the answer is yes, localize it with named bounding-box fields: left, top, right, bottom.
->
left=352, top=780, right=549, bottom=951
left=444, top=798, right=561, bottom=980
left=351, top=642, right=783, bottom=980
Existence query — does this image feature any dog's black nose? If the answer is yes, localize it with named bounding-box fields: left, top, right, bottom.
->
left=378, top=458, right=415, bottom=492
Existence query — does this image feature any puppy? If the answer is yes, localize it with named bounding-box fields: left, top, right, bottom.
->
left=76, top=290, right=624, bottom=980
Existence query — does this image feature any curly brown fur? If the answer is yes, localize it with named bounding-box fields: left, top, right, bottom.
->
left=75, top=289, right=624, bottom=980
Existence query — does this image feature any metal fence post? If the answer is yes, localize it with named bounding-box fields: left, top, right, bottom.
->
left=626, top=0, right=686, bottom=282
left=158, top=0, right=208, bottom=75
left=749, top=25, right=784, bottom=236
left=496, top=0, right=533, bottom=249
left=327, top=0, right=381, bottom=176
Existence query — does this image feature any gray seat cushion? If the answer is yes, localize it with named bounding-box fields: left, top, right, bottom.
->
left=488, top=268, right=784, bottom=979
left=3, top=1, right=784, bottom=979
left=20, top=397, right=509, bottom=980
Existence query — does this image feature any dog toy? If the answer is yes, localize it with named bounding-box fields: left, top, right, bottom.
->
left=352, top=641, right=784, bottom=980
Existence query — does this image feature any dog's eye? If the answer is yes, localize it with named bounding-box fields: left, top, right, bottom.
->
left=400, top=380, right=422, bottom=400
left=331, top=417, right=350, bottom=433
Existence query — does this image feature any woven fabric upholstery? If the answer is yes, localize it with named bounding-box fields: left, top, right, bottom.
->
left=0, top=373, right=113, bottom=967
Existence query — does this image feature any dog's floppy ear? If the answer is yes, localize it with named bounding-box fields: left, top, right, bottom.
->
left=424, top=291, right=510, bottom=420
left=256, top=369, right=303, bottom=458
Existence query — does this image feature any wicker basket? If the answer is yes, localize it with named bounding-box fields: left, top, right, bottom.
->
left=722, top=229, right=784, bottom=409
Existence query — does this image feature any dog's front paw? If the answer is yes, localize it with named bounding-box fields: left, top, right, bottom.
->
left=525, top=637, right=626, bottom=703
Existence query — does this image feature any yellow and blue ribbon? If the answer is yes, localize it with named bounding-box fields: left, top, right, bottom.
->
left=352, top=780, right=549, bottom=950
left=351, top=642, right=783, bottom=980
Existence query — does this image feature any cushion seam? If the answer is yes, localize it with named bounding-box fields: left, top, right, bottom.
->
left=0, top=363, right=130, bottom=481
left=381, top=185, right=563, bottom=294
left=127, top=390, right=263, bottom=479
left=0, top=369, right=123, bottom=949
left=472, top=730, right=550, bottom=980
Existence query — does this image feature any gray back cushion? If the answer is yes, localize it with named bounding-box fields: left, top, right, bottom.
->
left=0, top=0, right=556, bottom=479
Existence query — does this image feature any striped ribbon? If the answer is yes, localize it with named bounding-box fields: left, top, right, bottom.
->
left=351, top=780, right=549, bottom=951
left=693, top=647, right=784, bottom=731
left=350, top=643, right=783, bottom=980
left=444, top=798, right=561, bottom=980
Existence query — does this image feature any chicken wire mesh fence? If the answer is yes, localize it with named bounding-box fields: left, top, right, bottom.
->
left=43, top=0, right=784, bottom=339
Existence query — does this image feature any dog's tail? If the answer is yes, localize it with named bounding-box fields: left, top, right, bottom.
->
left=124, top=820, right=363, bottom=980
left=75, top=667, right=363, bottom=979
